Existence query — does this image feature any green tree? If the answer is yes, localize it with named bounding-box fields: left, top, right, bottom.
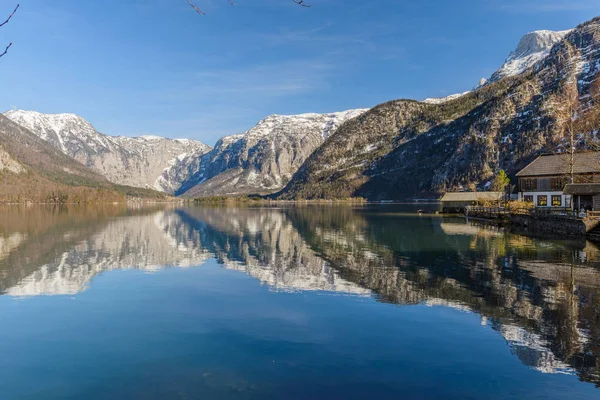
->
left=492, top=170, right=510, bottom=192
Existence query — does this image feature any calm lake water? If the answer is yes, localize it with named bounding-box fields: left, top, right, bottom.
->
left=0, top=204, right=599, bottom=399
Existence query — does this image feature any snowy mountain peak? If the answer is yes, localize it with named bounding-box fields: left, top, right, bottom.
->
left=513, top=30, right=572, bottom=58
left=247, top=109, right=368, bottom=140
left=489, top=29, right=572, bottom=83
left=422, top=28, right=572, bottom=104
left=4, top=110, right=98, bottom=153
left=4, top=110, right=95, bottom=132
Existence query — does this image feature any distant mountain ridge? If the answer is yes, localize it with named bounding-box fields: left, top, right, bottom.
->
left=3, top=110, right=212, bottom=193
left=3, top=109, right=366, bottom=197
left=0, top=114, right=164, bottom=202
left=177, top=109, right=368, bottom=197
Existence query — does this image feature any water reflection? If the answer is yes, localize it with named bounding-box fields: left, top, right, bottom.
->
left=0, top=204, right=599, bottom=387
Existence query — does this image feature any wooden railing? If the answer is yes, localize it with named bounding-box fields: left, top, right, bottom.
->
left=466, top=206, right=585, bottom=220
left=465, top=207, right=509, bottom=220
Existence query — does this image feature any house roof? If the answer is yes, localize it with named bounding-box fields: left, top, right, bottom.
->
left=516, top=152, right=600, bottom=177
left=440, top=192, right=504, bottom=202
left=563, top=183, right=600, bottom=195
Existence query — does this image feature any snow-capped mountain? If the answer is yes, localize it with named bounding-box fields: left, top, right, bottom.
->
left=178, top=109, right=368, bottom=197
left=422, top=29, right=572, bottom=104
left=489, top=29, right=572, bottom=83
left=3, top=110, right=212, bottom=192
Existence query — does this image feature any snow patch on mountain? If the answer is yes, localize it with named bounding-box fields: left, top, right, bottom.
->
left=423, top=91, right=471, bottom=105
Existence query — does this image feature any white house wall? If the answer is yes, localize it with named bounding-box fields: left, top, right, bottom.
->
left=518, top=191, right=572, bottom=208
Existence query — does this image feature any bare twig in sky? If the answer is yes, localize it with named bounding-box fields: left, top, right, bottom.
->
left=293, top=0, right=312, bottom=7
left=187, top=0, right=309, bottom=15
left=187, top=0, right=207, bottom=15
left=0, top=42, right=12, bottom=58
left=0, top=4, right=19, bottom=28
left=0, top=4, right=19, bottom=59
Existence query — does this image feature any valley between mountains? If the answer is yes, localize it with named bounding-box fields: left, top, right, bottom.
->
left=2, top=16, right=600, bottom=202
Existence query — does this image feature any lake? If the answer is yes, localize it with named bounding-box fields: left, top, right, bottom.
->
left=0, top=204, right=599, bottom=399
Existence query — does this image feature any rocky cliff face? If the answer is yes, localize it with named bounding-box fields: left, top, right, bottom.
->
left=179, top=110, right=367, bottom=197
left=280, top=17, right=600, bottom=200
left=3, top=111, right=211, bottom=193
left=0, top=145, right=25, bottom=174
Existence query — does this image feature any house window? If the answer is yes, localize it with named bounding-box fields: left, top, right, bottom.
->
left=551, top=177, right=566, bottom=190
left=537, top=195, right=548, bottom=207
left=523, top=179, right=536, bottom=191
left=552, top=195, right=562, bottom=207
left=524, top=195, right=534, bottom=204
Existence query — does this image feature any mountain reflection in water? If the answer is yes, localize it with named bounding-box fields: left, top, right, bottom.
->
left=0, top=204, right=599, bottom=389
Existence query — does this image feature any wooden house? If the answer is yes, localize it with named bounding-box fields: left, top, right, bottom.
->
left=516, top=152, right=600, bottom=210
left=440, top=192, right=504, bottom=213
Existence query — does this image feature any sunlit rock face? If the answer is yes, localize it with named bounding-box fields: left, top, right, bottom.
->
left=3, top=110, right=211, bottom=193
left=0, top=147, right=25, bottom=174
left=178, top=109, right=368, bottom=197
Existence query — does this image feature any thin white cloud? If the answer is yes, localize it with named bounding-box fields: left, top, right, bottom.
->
left=164, top=59, right=335, bottom=103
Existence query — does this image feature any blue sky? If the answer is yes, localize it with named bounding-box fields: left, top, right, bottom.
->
left=0, top=0, right=598, bottom=145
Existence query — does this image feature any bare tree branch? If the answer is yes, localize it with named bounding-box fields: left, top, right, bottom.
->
left=0, top=4, right=19, bottom=59
left=187, top=0, right=308, bottom=16
left=293, top=0, right=312, bottom=7
left=0, top=3, right=19, bottom=28
left=187, top=0, right=207, bottom=15
left=0, top=42, right=12, bottom=58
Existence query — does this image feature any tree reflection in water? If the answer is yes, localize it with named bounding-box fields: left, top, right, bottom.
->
left=0, top=204, right=599, bottom=386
